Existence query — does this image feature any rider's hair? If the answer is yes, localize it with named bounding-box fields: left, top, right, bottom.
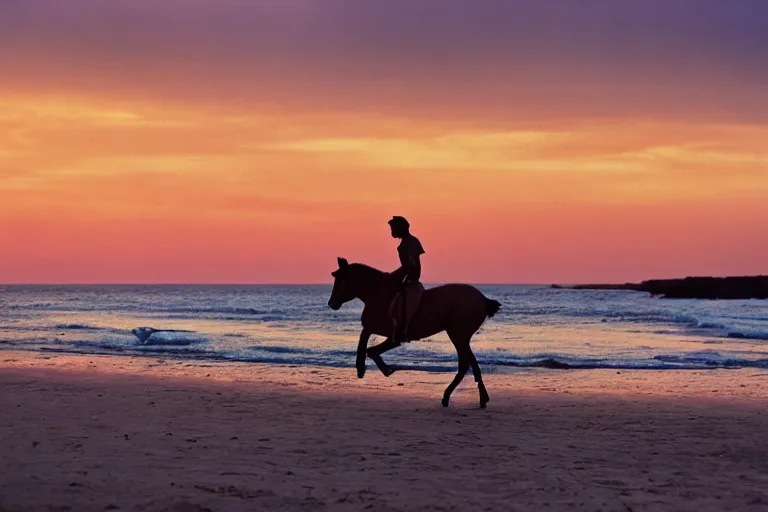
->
left=388, top=216, right=410, bottom=230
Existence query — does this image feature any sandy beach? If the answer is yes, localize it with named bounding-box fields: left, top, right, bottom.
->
left=1, top=351, right=767, bottom=512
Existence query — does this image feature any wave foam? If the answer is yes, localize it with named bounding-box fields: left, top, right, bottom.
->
left=131, top=327, right=207, bottom=345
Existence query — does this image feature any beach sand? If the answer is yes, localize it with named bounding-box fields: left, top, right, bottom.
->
left=1, top=351, right=767, bottom=511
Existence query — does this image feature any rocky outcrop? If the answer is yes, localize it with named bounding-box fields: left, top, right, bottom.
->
left=552, top=276, right=768, bottom=299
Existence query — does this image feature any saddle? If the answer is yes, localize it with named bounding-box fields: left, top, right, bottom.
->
left=388, top=282, right=425, bottom=339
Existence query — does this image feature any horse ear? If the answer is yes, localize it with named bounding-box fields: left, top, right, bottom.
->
left=337, top=257, right=349, bottom=268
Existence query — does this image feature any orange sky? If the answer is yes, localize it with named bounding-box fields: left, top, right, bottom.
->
left=1, top=1, right=767, bottom=283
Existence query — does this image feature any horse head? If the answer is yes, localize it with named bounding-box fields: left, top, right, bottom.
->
left=328, top=257, right=355, bottom=310
left=328, top=257, right=387, bottom=309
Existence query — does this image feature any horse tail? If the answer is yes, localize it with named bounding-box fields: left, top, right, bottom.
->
left=484, top=298, right=502, bottom=319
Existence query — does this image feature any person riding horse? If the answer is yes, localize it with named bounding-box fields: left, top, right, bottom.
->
left=388, top=216, right=425, bottom=344
left=327, top=254, right=501, bottom=408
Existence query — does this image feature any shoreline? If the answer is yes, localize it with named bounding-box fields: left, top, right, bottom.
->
left=8, top=342, right=768, bottom=372
left=2, top=349, right=767, bottom=401
left=1, top=351, right=767, bottom=511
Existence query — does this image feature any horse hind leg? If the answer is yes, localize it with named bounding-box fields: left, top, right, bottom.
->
left=442, top=356, right=470, bottom=407
left=467, top=348, right=490, bottom=408
left=448, top=328, right=489, bottom=409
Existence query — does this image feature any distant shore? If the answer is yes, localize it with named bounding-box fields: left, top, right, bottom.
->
left=553, top=275, right=768, bottom=299
left=1, top=351, right=767, bottom=511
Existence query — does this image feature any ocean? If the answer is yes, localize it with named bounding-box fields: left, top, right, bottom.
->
left=1, top=284, right=767, bottom=372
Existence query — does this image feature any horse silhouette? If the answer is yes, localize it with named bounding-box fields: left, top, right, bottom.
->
left=327, top=257, right=502, bottom=408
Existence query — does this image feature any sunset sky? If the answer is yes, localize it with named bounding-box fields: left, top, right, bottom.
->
left=1, top=0, right=767, bottom=284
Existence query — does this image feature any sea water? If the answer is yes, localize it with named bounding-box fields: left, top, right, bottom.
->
left=1, top=285, right=767, bottom=372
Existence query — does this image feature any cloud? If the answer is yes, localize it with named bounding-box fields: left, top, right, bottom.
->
left=5, top=94, right=765, bottom=221
left=2, top=0, right=767, bottom=122
left=262, top=120, right=768, bottom=181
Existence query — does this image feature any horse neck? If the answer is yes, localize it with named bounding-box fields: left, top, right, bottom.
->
left=352, top=266, right=388, bottom=304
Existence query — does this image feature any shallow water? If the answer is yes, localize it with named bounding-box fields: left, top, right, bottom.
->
left=1, top=285, right=767, bottom=372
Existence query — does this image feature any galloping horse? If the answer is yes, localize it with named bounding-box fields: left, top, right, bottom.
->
left=327, top=257, right=502, bottom=408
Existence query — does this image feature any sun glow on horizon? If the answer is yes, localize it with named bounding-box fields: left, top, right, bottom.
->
left=2, top=92, right=766, bottom=284
left=2, top=1, right=767, bottom=283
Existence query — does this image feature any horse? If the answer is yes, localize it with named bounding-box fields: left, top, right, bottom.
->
left=327, top=257, right=502, bottom=408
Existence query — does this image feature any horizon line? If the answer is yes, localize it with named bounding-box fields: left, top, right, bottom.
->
left=2, top=275, right=763, bottom=287
left=3, top=274, right=766, bottom=287
left=0, top=282, right=556, bottom=287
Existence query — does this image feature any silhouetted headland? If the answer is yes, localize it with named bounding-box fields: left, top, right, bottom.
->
left=552, top=276, right=768, bottom=299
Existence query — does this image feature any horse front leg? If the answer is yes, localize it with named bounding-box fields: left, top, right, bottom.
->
left=366, top=337, right=400, bottom=377
left=356, top=329, right=371, bottom=379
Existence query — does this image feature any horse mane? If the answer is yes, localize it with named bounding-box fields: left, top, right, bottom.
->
left=349, top=263, right=388, bottom=283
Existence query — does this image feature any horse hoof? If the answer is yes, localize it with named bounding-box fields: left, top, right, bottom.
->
left=383, top=367, right=396, bottom=377
left=441, top=398, right=450, bottom=407
left=479, top=402, right=487, bottom=409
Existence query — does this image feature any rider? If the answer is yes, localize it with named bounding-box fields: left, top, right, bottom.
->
left=388, top=216, right=425, bottom=344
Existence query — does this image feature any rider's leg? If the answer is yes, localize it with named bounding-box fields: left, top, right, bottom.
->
left=394, top=283, right=408, bottom=343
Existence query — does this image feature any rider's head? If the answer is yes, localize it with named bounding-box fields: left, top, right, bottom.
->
left=388, top=216, right=410, bottom=238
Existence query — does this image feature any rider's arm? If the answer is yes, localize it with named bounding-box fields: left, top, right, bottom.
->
left=392, top=237, right=425, bottom=282
left=391, top=263, right=409, bottom=283
left=395, top=247, right=422, bottom=283
left=402, top=253, right=421, bottom=282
